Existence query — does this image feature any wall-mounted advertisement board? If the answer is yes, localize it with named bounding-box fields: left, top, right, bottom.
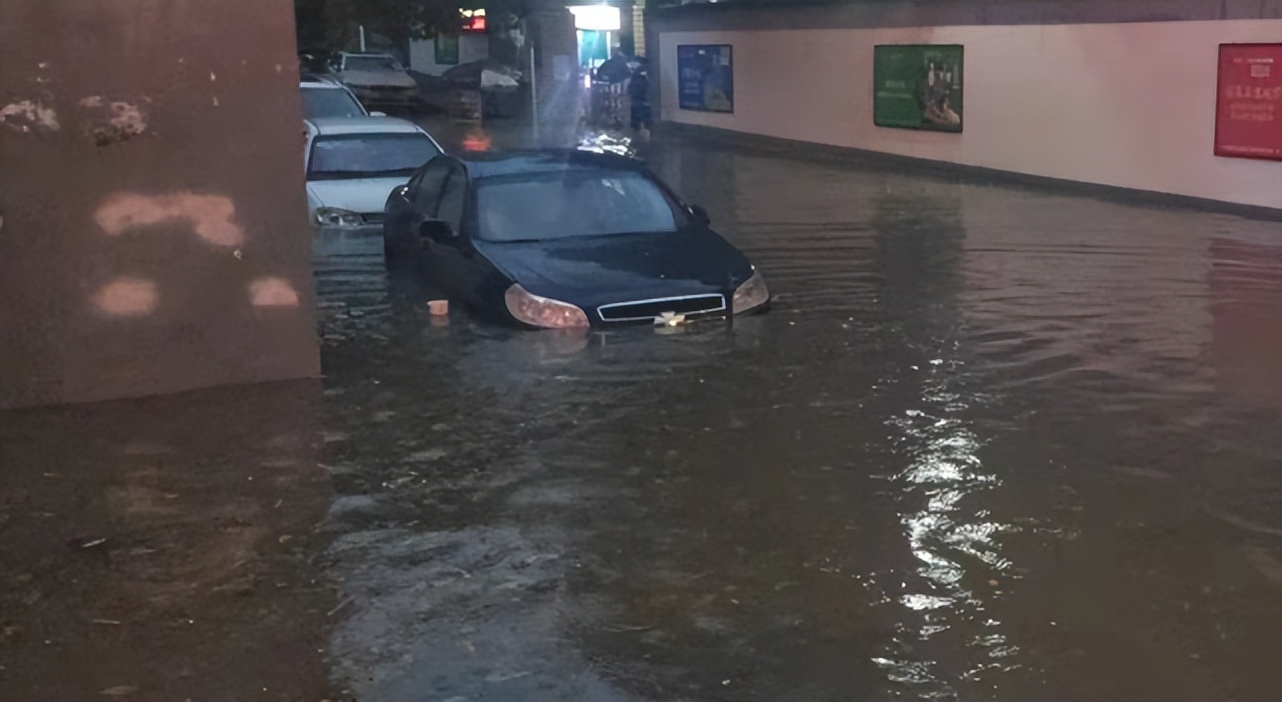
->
left=677, top=45, right=734, bottom=113
left=873, top=44, right=963, bottom=133
left=1214, top=43, right=1281, bottom=160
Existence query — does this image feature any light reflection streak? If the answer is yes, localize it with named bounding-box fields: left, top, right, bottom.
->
left=875, top=375, right=1023, bottom=694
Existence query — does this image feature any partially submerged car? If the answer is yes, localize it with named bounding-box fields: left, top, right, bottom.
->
left=332, top=52, right=418, bottom=109
left=382, top=150, right=769, bottom=328
left=300, top=75, right=378, bottom=119
left=304, top=117, right=442, bottom=228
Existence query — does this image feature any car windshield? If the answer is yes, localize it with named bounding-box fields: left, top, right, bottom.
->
left=344, top=56, right=400, bottom=72
left=301, top=87, right=366, bottom=118
left=308, top=134, right=439, bottom=181
left=477, top=169, right=683, bottom=242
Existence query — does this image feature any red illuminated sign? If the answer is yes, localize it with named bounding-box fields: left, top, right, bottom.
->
left=462, top=8, right=486, bottom=32
left=1214, top=43, right=1282, bottom=161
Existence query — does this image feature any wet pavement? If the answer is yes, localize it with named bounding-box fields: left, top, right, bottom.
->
left=4, top=115, right=1281, bottom=701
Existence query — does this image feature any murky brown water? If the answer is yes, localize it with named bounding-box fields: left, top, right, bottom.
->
left=313, top=128, right=1282, bottom=701
left=2, top=121, right=1274, bottom=701
left=0, top=382, right=334, bottom=702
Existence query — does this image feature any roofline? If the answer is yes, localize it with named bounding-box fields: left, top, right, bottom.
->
left=457, top=149, right=648, bottom=178
left=302, top=117, right=426, bottom=136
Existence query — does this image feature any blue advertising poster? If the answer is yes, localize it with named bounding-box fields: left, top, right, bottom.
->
left=677, top=45, right=734, bottom=113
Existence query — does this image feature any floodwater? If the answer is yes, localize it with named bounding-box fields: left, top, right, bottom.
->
left=313, top=125, right=1282, bottom=701
left=2, top=122, right=1278, bottom=702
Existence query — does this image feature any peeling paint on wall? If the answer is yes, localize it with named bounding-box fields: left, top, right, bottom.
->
left=80, top=98, right=149, bottom=145
left=0, top=0, right=320, bottom=407
left=95, top=192, right=245, bottom=247
left=109, top=101, right=146, bottom=133
left=249, top=277, right=300, bottom=307
left=1, top=100, right=60, bottom=131
left=94, top=276, right=158, bottom=317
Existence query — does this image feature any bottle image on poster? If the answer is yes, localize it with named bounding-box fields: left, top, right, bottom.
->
left=873, top=45, right=963, bottom=132
left=677, top=45, right=734, bottom=113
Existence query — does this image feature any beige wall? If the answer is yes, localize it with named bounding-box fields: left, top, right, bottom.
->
left=659, top=20, right=1281, bottom=209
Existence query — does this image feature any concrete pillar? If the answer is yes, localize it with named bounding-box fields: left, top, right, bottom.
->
left=525, top=5, right=581, bottom=137
left=0, top=0, right=319, bottom=408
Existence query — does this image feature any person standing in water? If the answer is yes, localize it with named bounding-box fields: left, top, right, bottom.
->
left=594, top=50, right=633, bottom=127
left=628, top=59, right=652, bottom=139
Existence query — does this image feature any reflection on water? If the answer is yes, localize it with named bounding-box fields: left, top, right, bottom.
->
left=313, top=127, right=1280, bottom=701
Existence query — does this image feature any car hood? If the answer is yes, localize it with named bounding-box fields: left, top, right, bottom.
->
left=474, top=228, right=754, bottom=309
left=307, top=177, right=407, bottom=215
left=341, top=70, right=416, bottom=89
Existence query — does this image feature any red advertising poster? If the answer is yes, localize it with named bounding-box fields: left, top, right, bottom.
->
left=1214, top=43, right=1282, bottom=160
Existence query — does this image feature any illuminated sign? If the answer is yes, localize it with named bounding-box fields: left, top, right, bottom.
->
left=461, top=8, right=486, bottom=32
left=569, top=5, right=621, bottom=31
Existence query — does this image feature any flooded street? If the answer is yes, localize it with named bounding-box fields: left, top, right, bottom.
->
left=313, top=124, right=1282, bottom=700
left=1, top=121, right=1277, bottom=702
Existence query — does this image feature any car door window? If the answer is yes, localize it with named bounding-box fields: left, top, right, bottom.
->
left=412, top=158, right=451, bottom=214
left=437, top=168, right=467, bottom=234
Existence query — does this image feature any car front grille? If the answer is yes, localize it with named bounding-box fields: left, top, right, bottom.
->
left=597, top=294, right=726, bottom=322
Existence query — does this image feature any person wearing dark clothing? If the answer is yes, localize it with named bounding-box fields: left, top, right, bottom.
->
left=590, top=51, right=632, bottom=126
left=594, top=51, right=633, bottom=85
left=628, top=66, right=652, bottom=133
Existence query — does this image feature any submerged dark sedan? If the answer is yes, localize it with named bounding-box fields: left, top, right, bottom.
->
left=381, top=149, right=769, bottom=328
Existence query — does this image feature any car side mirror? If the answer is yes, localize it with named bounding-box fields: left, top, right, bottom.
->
left=369, top=110, right=387, bottom=117
left=689, top=204, right=711, bottom=226
left=419, top=219, right=454, bottom=242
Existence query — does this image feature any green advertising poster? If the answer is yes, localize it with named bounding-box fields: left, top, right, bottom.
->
left=873, top=44, right=964, bottom=132
left=435, top=35, right=459, bottom=66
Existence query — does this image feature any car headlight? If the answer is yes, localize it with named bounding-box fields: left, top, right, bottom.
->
left=732, top=269, right=770, bottom=314
left=314, top=207, right=363, bottom=227
left=504, top=284, right=589, bottom=328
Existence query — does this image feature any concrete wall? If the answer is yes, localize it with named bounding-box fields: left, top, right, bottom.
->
left=653, top=0, right=1281, bottom=32
left=653, top=15, right=1281, bottom=209
left=0, top=0, right=320, bottom=408
left=529, top=5, right=584, bottom=127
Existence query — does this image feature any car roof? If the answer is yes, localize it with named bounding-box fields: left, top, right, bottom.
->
left=299, top=77, right=345, bottom=88
left=455, top=150, right=645, bottom=180
left=305, top=116, right=424, bottom=136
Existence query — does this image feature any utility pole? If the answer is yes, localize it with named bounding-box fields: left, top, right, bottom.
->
left=526, top=16, right=539, bottom=145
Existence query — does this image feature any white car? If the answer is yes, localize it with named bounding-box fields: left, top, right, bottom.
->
left=300, top=75, right=377, bottom=119
left=332, top=52, right=419, bottom=109
left=304, top=117, right=443, bottom=228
